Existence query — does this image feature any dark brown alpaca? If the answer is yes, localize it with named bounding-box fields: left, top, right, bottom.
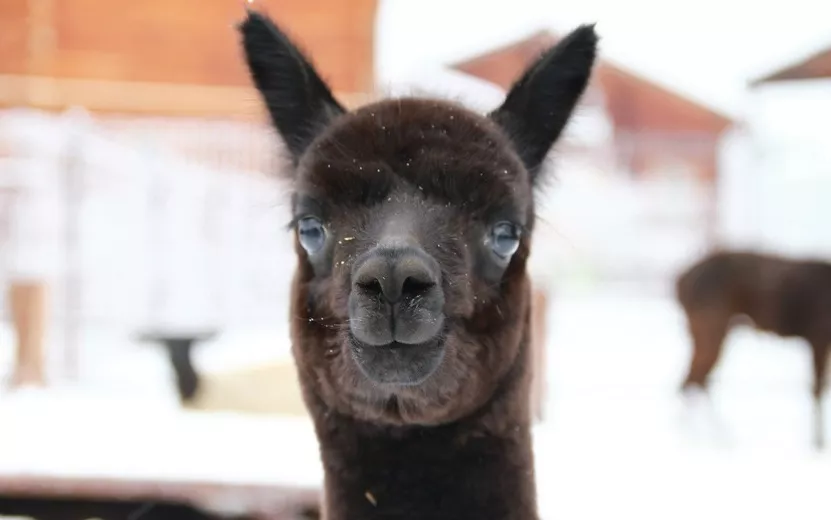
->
left=677, top=250, right=831, bottom=449
left=239, top=10, right=597, bottom=520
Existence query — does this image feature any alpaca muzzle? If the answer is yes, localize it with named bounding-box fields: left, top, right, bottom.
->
left=347, top=244, right=446, bottom=385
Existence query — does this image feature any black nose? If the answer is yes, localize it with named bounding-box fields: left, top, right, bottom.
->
left=353, top=250, right=438, bottom=303
left=349, top=246, right=444, bottom=346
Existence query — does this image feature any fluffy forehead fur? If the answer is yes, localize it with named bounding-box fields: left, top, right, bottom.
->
left=239, top=9, right=597, bottom=426
left=298, top=98, right=532, bottom=225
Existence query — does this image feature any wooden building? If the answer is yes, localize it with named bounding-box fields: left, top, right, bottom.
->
left=0, top=0, right=379, bottom=118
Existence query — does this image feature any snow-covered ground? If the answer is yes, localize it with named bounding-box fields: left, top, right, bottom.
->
left=539, top=289, right=831, bottom=519
left=2, top=287, right=828, bottom=519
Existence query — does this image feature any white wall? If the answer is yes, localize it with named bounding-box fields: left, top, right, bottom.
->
left=717, top=80, right=831, bottom=259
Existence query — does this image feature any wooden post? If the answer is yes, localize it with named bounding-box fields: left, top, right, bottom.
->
left=530, top=287, right=549, bottom=423
left=3, top=0, right=57, bottom=390
left=8, top=280, right=49, bottom=387
left=2, top=185, right=50, bottom=389
left=59, top=112, right=88, bottom=382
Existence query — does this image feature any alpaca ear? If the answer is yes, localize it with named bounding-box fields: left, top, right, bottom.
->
left=239, top=10, right=346, bottom=165
left=490, top=25, right=598, bottom=183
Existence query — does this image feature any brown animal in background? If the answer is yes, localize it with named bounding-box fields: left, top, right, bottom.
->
left=676, top=250, right=831, bottom=449
left=240, top=8, right=597, bottom=520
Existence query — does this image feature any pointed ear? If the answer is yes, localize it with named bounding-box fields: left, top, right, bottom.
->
left=239, top=10, right=346, bottom=165
left=489, top=25, right=598, bottom=182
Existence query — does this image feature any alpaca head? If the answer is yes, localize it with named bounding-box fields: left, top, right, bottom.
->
left=241, top=11, right=597, bottom=426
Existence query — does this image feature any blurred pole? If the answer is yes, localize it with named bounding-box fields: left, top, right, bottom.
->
left=203, top=169, right=223, bottom=329
left=704, top=134, right=720, bottom=247
left=530, top=288, right=548, bottom=423
left=9, top=280, right=48, bottom=387
left=0, top=187, right=48, bottom=388
left=146, top=142, right=167, bottom=331
left=61, top=116, right=84, bottom=382
left=0, top=187, right=13, bottom=295
left=705, top=178, right=719, bottom=247
left=3, top=183, right=49, bottom=388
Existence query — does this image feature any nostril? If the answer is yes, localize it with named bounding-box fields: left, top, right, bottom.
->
left=357, top=278, right=384, bottom=297
left=352, top=249, right=441, bottom=304
left=401, top=276, right=435, bottom=298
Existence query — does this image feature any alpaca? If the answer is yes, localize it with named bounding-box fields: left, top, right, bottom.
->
left=677, top=250, right=831, bottom=449
left=239, top=10, right=597, bottom=519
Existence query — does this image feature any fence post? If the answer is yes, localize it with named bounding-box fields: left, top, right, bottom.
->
left=60, top=107, right=90, bottom=382
left=2, top=122, right=51, bottom=389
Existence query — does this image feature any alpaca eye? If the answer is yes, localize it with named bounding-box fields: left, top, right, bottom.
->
left=297, top=216, right=326, bottom=254
left=489, top=222, right=521, bottom=260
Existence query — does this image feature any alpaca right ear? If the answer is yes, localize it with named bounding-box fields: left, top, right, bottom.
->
left=239, top=10, right=346, bottom=166
left=489, top=25, right=598, bottom=183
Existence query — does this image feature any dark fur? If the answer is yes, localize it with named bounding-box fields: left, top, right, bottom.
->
left=240, top=10, right=597, bottom=519
left=677, top=250, right=831, bottom=449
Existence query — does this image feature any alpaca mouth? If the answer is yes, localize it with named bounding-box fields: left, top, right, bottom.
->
left=348, top=335, right=445, bottom=386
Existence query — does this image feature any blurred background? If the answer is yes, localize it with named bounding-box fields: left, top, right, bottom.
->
left=1, top=0, right=830, bottom=518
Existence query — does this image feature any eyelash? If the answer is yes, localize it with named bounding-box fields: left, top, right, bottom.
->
left=285, top=217, right=300, bottom=232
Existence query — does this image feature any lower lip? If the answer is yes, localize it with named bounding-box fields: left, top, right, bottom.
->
left=348, top=336, right=446, bottom=386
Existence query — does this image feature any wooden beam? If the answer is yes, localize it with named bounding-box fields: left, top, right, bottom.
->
left=0, top=74, right=374, bottom=119
left=25, top=0, right=56, bottom=76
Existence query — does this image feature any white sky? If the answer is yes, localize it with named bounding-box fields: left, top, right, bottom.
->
left=376, top=0, right=831, bottom=118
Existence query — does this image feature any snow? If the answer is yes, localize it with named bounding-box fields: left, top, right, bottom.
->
left=0, top=388, right=322, bottom=489
left=2, top=289, right=830, bottom=519
left=535, top=290, right=831, bottom=519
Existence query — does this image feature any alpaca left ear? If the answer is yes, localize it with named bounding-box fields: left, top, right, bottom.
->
left=490, top=25, right=598, bottom=184
left=239, top=10, right=346, bottom=168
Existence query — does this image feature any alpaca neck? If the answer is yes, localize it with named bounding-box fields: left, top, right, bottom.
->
left=313, top=373, right=537, bottom=520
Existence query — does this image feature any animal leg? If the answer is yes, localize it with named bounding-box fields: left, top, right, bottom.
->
left=681, top=309, right=729, bottom=392
left=809, top=340, right=828, bottom=450
left=678, top=309, right=735, bottom=447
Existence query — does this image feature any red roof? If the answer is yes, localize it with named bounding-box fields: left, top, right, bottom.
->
left=751, top=45, right=831, bottom=85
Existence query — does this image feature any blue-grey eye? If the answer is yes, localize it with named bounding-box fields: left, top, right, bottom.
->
left=297, top=216, right=326, bottom=254
left=489, top=222, right=521, bottom=260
